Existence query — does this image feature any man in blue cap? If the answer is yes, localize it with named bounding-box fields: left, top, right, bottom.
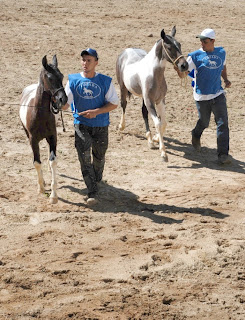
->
left=63, top=48, right=118, bottom=205
left=186, top=29, right=232, bottom=165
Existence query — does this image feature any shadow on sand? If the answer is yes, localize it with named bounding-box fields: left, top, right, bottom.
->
left=164, top=136, right=245, bottom=173
left=59, top=176, right=229, bottom=225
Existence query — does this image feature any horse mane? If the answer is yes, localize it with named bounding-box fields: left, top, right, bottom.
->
left=155, top=40, right=163, bottom=60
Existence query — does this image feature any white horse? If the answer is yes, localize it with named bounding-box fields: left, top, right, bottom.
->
left=116, top=26, right=188, bottom=161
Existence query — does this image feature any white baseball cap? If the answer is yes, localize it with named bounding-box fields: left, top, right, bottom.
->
left=196, top=28, right=215, bottom=40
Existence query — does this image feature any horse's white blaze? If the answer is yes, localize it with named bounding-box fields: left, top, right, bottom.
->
left=20, top=84, right=38, bottom=128
left=49, top=158, right=58, bottom=204
left=34, top=161, right=45, bottom=193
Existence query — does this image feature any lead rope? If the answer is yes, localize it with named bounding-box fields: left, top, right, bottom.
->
left=0, top=101, right=71, bottom=132
left=181, top=74, right=188, bottom=89
left=162, top=40, right=188, bottom=89
left=60, top=110, right=66, bottom=132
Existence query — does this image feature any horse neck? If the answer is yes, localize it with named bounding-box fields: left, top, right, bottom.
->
left=35, top=79, right=51, bottom=108
left=155, top=40, right=168, bottom=63
left=146, top=41, right=167, bottom=77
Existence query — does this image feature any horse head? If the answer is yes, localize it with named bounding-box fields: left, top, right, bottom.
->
left=41, top=55, right=68, bottom=113
left=160, top=27, right=188, bottom=73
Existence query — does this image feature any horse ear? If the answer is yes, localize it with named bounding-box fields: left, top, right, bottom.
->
left=42, top=55, right=48, bottom=69
left=52, top=55, right=58, bottom=68
left=161, top=29, right=166, bottom=40
left=42, top=55, right=54, bottom=73
left=170, top=26, right=176, bottom=37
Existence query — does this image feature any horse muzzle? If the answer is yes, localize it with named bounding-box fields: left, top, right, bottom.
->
left=51, top=90, right=68, bottom=113
left=178, top=60, right=188, bottom=72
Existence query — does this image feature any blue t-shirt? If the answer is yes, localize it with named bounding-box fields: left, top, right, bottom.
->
left=188, top=47, right=226, bottom=96
left=68, top=73, right=112, bottom=127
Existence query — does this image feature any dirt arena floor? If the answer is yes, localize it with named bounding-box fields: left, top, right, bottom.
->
left=0, top=0, right=245, bottom=319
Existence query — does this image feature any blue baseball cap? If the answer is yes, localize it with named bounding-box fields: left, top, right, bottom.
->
left=81, top=48, right=99, bottom=59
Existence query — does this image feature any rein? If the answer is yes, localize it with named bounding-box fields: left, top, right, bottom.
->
left=1, top=101, right=74, bottom=114
left=0, top=101, right=75, bottom=133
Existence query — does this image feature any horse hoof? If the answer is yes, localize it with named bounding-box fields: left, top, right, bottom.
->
left=50, top=197, right=58, bottom=204
left=152, top=134, right=159, bottom=143
left=119, top=124, right=125, bottom=131
left=161, top=154, right=168, bottom=162
left=38, top=187, right=45, bottom=194
left=148, top=142, right=156, bottom=149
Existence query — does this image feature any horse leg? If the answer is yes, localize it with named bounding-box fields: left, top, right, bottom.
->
left=47, top=135, right=58, bottom=204
left=145, top=99, right=168, bottom=161
left=47, top=146, right=51, bottom=172
left=30, top=137, right=46, bottom=193
left=142, top=100, right=155, bottom=149
left=119, top=86, right=128, bottom=131
left=156, top=100, right=168, bottom=162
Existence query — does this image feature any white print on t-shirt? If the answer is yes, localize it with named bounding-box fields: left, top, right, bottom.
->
left=203, top=55, right=222, bottom=69
left=76, top=82, right=101, bottom=99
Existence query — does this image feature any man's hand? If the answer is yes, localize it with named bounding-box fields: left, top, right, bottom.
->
left=78, top=109, right=98, bottom=119
left=174, top=65, right=188, bottom=79
left=224, top=79, right=231, bottom=88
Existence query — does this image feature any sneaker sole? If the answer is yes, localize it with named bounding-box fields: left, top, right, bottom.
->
left=86, top=198, right=98, bottom=205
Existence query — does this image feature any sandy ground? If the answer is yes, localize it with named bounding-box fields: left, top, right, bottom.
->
left=0, top=0, right=245, bottom=319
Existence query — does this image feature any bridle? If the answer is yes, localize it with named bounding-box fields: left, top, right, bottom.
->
left=50, top=86, right=65, bottom=99
left=162, top=40, right=185, bottom=67
left=162, top=40, right=188, bottom=88
left=50, top=86, right=65, bottom=115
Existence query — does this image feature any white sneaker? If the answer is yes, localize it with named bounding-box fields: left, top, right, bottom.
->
left=86, top=197, right=98, bottom=205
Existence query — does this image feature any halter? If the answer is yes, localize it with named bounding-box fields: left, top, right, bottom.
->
left=50, top=87, right=64, bottom=98
left=162, top=40, right=184, bottom=67
left=50, top=87, right=65, bottom=114
left=162, top=40, right=188, bottom=88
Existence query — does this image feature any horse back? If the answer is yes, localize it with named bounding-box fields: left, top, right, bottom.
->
left=116, top=48, right=147, bottom=96
left=20, top=83, right=56, bottom=142
left=20, top=83, right=38, bottom=129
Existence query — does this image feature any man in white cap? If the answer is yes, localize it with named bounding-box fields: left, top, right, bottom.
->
left=63, top=48, right=118, bottom=205
left=186, top=28, right=232, bottom=165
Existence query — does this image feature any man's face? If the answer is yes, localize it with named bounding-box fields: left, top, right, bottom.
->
left=81, top=55, right=98, bottom=74
left=200, top=38, right=215, bottom=52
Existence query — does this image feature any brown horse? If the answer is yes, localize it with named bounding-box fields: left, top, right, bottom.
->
left=116, top=26, right=188, bottom=161
left=19, top=55, right=67, bottom=204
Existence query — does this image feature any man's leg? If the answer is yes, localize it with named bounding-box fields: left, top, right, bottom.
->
left=192, top=100, right=212, bottom=150
left=91, top=126, right=109, bottom=183
left=212, top=94, right=230, bottom=163
left=74, top=124, right=98, bottom=197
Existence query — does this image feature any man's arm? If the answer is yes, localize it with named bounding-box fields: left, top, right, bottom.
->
left=221, top=65, right=231, bottom=88
left=62, top=80, right=72, bottom=110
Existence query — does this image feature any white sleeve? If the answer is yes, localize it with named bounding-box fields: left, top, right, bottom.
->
left=65, top=80, right=74, bottom=106
left=105, top=82, right=119, bottom=105
left=187, top=56, right=196, bottom=72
